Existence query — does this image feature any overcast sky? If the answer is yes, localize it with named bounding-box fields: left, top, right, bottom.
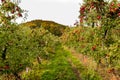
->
left=19, top=0, right=83, bottom=26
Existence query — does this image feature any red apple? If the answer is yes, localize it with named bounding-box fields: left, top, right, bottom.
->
left=4, top=65, right=9, bottom=70
left=91, top=2, right=94, bottom=6
left=16, top=6, right=19, bottom=11
left=18, top=13, right=22, bottom=17
left=97, top=15, right=101, bottom=20
left=92, top=46, right=96, bottom=51
left=91, top=5, right=94, bottom=9
left=114, top=8, right=117, bottom=11
left=118, top=13, right=120, bottom=16
left=118, top=3, right=120, bottom=7
left=80, top=19, right=83, bottom=23
left=11, top=10, right=15, bottom=14
left=110, top=8, right=114, bottom=12
left=107, top=68, right=115, bottom=73
left=111, top=2, right=114, bottom=6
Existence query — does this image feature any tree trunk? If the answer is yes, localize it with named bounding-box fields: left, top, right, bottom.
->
left=103, top=29, right=108, bottom=39
left=92, top=22, right=95, bottom=28
left=37, top=56, right=42, bottom=64
left=13, top=72, right=21, bottom=80
left=2, top=46, right=7, bottom=60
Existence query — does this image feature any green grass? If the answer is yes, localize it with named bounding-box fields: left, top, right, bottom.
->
left=22, top=45, right=102, bottom=80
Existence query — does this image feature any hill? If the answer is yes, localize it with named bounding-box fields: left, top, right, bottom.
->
left=21, top=19, right=68, bottom=36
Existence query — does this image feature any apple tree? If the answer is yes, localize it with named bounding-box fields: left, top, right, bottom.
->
left=79, top=0, right=120, bottom=45
left=79, top=0, right=120, bottom=27
left=0, top=0, right=38, bottom=80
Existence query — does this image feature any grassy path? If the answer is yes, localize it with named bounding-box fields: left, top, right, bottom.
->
left=67, top=58, right=82, bottom=80
left=62, top=46, right=102, bottom=80
left=63, top=46, right=119, bottom=80
left=63, top=46, right=97, bottom=70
